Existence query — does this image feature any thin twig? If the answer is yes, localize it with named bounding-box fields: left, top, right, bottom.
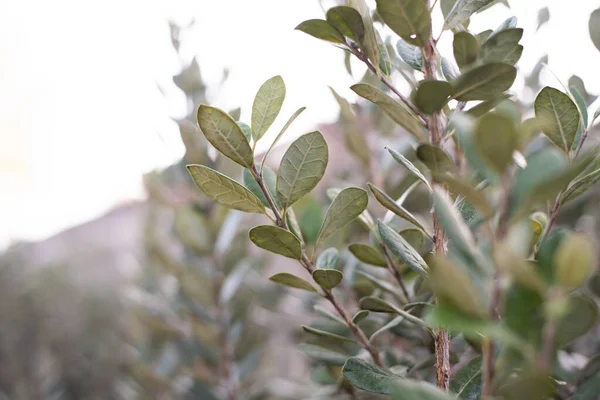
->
left=251, top=165, right=384, bottom=367
left=381, top=244, right=411, bottom=302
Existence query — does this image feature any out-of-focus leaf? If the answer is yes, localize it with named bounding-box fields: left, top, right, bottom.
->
left=350, top=0, right=380, bottom=73
left=317, top=247, right=339, bottom=269
left=312, top=269, right=344, bottom=290
left=237, top=121, right=252, bottom=142
left=441, top=57, right=460, bottom=81
left=450, top=356, right=482, bottom=400
left=396, top=39, right=423, bottom=71
left=377, top=220, right=428, bottom=276
left=249, top=225, right=302, bottom=260
left=452, top=63, right=517, bottom=101
left=352, top=83, right=426, bottom=139
left=368, top=183, right=431, bottom=237
left=349, top=243, right=387, bottom=267
left=269, top=273, right=318, bottom=293
left=376, top=29, right=392, bottom=76
left=465, top=95, right=510, bottom=117
left=554, top=233, right=595, bottom=290
left=375, top=0, right=431, bottom=47
left=243, top=166, right=278, bottom=208
left=534, top=86, right=580, bottom=153
left=536, top=7, right=549, bottom=31
left=352, top=310, right=370, bottom=323
left=302, top=325, right=356, bottom=343
left=556, top=294, right=599, bottom=347
left=298, top=344, right=347, bottom=366
left=187, top=165, right=265, bottom=214
left=317, top=187, right=368, bottom=245
left=370, top=316, right=404, bottom=340
left=295, top=19, right=346, bottom=44
left=251, top=75, right=286, bottom=141
left=453, top=32, right=479, bottom=68
left=360, top=296, right=396, bottom=313
left=414, top=80, right=453, bottom=114
left=444, top=0, right=496, bottom=30
left=276, top=131, right=328, bottom=210
left=416, top=143, right=455, bottom=175
left=342, top=357, right=401, bottom=394
left=386, top=147, right=432, bottom=191
left=197, top=105, right=254, bottom=168
left=479, top=28, right=523, bottom=64
left=260, top=106, right=306, bottom=171
left=437, top=174, right=492, bottom=217
left=391, top=380, right=457, bottom=399
left=570, top=86, right=588, bottom=151
left=326, top=6, right=365, bottom=42
left=474, top=112, right=518, bottom=172
left=590, top=8, right=600, bottom=53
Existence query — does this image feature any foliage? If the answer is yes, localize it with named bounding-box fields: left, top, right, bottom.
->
left=188, top=1, right=600, bottom=399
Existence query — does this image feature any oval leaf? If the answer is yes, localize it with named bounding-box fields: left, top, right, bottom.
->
left=197, top=105, right=254, bottom=168
left=251, top=75, right=286, bottom=141
left=270, top=272, right=318, bottom=293
left=317, top=247, right=339, bottom=269
left=295, top=19, right=346, bottom=44
left=480, top=28, right=523, bottom=64
left=351, top=83, right=426, bottom=140
left=276, top=131, right=328, bottom=210
left=453, top=32, right=480, bottom=68
left=249, top=225, right=302, bottom=260
left=561, top=168, right=600, bottom=204
left=298, top=344, right=347, bottom=366
left=557, top=294, right=599, bottom=347
left=450, top=356, right=482, bottom=400
left=534, top=86, right=580, bottom=153
left=386, top=147, right=432, bottom=191
left=444, top=0, right=496, bottom=30
left=377, top=220, right=428, bottom=276
left=590, top=8, right=600, bottom=53
left=416, top=143, right=455, bottom=175
left=396, top=39, right=423, bottom=71
left=391, top=379, right=458, bottom=399
left=474, top=112, right=519, bottom=172
left=349, top=243, right=388, bottom=267
left=187, top=165, right=265, bottom=214
left=312, top=269, right=344, bottom=290
left=326, top=6, right=365, bottom=42
left=437, top=174, right=492, bottom=217
left=360, top=296, right=396, bottom=313
left=317, top=187, right=368, bottom=245
left=352, top=310, right=370, bottom=324
left=452, top=63, right=517, bottom=101
left=375, top=0, right=431, bottom=47
left=414, top=80, right=453, bottom=114
left=342, top=357, right=401, bottom=394
left=302, top=325, right=356, bottom=343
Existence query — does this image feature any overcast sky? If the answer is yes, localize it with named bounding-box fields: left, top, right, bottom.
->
left=1, top=0, right=599, bottom=246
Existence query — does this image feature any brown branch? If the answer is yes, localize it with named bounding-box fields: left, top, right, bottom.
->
left=251, top=166, right=384, bottom=367
left=381, top=244, right=411, bottom=302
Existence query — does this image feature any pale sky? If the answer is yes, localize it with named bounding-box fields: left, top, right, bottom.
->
left=1, top=0, right=599, bottom=246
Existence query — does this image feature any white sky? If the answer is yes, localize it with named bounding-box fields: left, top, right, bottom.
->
left=1, top=0, right=599, bottom=246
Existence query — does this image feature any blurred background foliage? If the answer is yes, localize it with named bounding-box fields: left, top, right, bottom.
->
left=0, top=1, right=599, bottom=399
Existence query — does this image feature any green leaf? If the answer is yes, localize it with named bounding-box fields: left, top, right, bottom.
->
left=370, top=316, right=404, bottom=340
left=269, top=273, right=318, bottom=293
left=557, top=294, right=599, bottom=347
left=450, top=357, right=482, bottom=400
left=570, top=86, right=588, bottom=152
left=342, top=357, right=401, bottom=394
left=452, top=63, right=516, bottom=101
left=187, top=165, right=265, bottom=214
left=351, top=83, right=426, bottom=140
left=441, top=57, right=460, bottom=81
left=474, top=112, right=519, bottom=172
left=357, top=271, right=406, bottom=303
left=375, top=29, right=392, bottom=76
left=436, top=174, right=492, bottom=217
left=349, top=243, right=387, bottom=267
left=260, top=106, right=306, bottom=171
left=317, top=187, right=368, bottom=245
left=416, top=143, right=455, bottom=175
left=368, top=183, right=431, bottom=237
left=326, top=6, right=365, bottom=42
left=295, top=19, right=346, bottom=44
left=414, top=80, right=453, bottom=114
left=391, top=380, right=457, bottom=400
left=317, top=247, right=339, bottom=269
left=427, top=256, right=487, bottom=318
left=534, top=86, right=580, bottom=153
left=475, top=29, right=493, bottom=43
left=301, top=325, right=356, bottom=343
left=249, top=225, right=302, bottom=260
left=590, top=8, right=600, bottom=53
left=196, top=105, right=254, bottom=168
left=359, top=296, right=396, bottom=313
left=312, top=269, right=344, bottom=290
left=276, top=131, right=328, bottom=210
left=377, top=220, right=428, bottom=276
left=352, top=310, right=370, bottom=323
left=396, top=39, right=423, bottom=71
left=375, top=0, right=431, bottom=47
left=444, top=0, right=496, bottom=30
left=453, top=32, right=479, bottom=68
left=386, top=147, right=432, bottom=191
left=251, top=75, right=286, bottom=141
left=297, top=344, right=348, bottom=366
left=561, top=168, right=600, bottom=204
left=465, top=94, right=511, bottom=117
left=554, top=233, right=595, bottom=290
left=243, top=166, right=278, bottom=208
left=400, top=229, right=425, bottom=252
left=237, top=121, right=252, bottom=142
left=479, top=28, right=523, bottom=64
left=314, top=304, right=346, bottom=325
left=350, top=0, right=380, bottom=74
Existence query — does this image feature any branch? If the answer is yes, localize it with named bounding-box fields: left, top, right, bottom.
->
left=251, top=166, right=384, bottom=367
left=381, top=243, right=411, bottom=303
